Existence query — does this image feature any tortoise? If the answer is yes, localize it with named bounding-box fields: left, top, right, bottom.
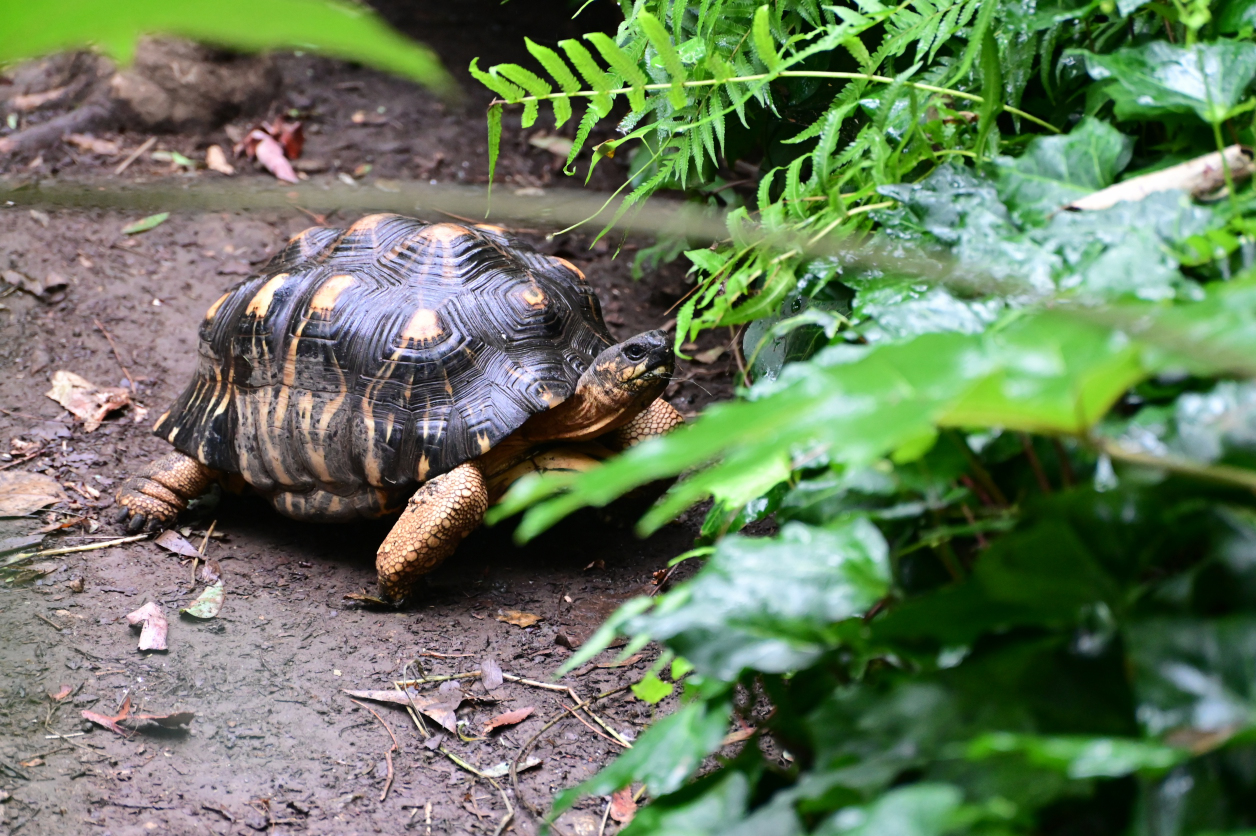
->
left=114, top=214, right=683, bottom=601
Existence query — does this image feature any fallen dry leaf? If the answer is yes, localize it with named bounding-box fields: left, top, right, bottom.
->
left=496, top=610, right=542, bottom=628
left=154, top=530, right=200, bottom=558
left=18, top=757, right=44, bottom=768
left=126, top=601, right=168, bottom=651
left=83, top=694, right=132, bottom=735
left=3, top=268, right=65, bottom=300
left=49, top=684, right=73, bottom=702
left=64, top=133, right=120, bottom=156
left=8, top=85, right=70, bottom=112
left=0, top=470, right=68, bottom=515
left=249, top=131, right=297, bottom=183
left=180, top=581, right=224, bottom=619
left=693, top=346, right=726, bottom=364
left=483, top=706, right=534, bottom=734
left=205, top=144, right=235, bottom=175
left=528, top=133, right=574, bottom=159
left=125, top=710, right=195, bottom=730
left=598, top=653, right=644, bottom=669
left=199, top=559, right=222, bottom=584
left=610, top=788, right=637, bottom=823
left=722, top=725, right=757, bottom=746
left=480, top=657, right=503, bottom=691
left=45, top=370, right=130, bottom=432
left=343, top=687, right=465, bottom=733
left=350, top=110, right=389, bottom=126
left=1068, top=145, right=1255, bottom=212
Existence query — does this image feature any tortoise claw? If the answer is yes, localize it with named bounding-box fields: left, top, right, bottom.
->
left=113, top=507, right=130, bottom=524
left=126, top=513, right=147, bottom=534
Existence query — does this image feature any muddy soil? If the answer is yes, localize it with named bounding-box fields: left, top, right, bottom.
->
left=0, top=13, right=739, bottom=835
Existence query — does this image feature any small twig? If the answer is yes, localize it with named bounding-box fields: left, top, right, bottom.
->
left=1020, top=433, right=1052, bottom=494
left=597, top=797, right=613, bottom=836
left=33, top=612, right=64, bottom=631
left=562, top=704, right=629, bottom=748
left=501, top=674, right=630, bottom=746
left=4, top=534, right=146, bottom=564
left=348, top=698, right=399, bottom=802
left=92, top=319, right=135, bottom=391
left=115, top=136, right=156, bottom=175
left=1051, top=438, right=1076, bottom=488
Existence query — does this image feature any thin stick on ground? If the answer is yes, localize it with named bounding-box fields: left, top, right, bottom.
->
left=93, top=318, right=136, bottom=391
left=502, top=674, right=631, bottom=747
left=563, top=704, right=629, bottom=748
left=348, top=698, right=400, bottom=802
left=597, top=796, right=613, bottom=836
left=115, top=136, right=156, bottom=175
left=510, top=684, right=634, bottom=836
left=3, top=534, right=146, bottom=565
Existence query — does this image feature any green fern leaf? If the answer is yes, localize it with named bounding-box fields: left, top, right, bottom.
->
left=752, top=5, right=780, bottom=72
left=525, top=37, right=580, bottom=126
left=496, top=64, right=551, bottom=128
left=946, top=0, right=997, bottom=86
left=843, top=35, right=874, bottom=70
left=586, top=32, right=649, bottom=110
left=637, top=11, right=688, bottom=109
left=486, top=101, right=502, bottom=205
left=710, top=88, right=727, bottom=157
left=757, top=166, right=778, bottom=210
left=468, top=58, right=525, bottom=103
left=560, top=39, right=614, bottom=116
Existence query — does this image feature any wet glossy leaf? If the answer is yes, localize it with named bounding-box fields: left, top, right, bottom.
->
left=553, top=696, right=733, bottom=813
left=996, top=117, right=1133, bottom=220
left=814, top=784, right=963, bottom=836
left=632, top=672, right=675, bottom=704
left=967, top=732, right=1189, bottom=778
left=1080, top=41, right=1256, bottom=123
left=628, top=520, right=889, bottom=680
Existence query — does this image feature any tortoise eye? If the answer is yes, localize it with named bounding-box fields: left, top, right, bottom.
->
left=624, top=344, right=647, bottom=363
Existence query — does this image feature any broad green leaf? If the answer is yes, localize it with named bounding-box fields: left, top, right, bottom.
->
left=0, top=0, right=452, bottom=96
left=1079, top=41, right=1256, bottom=123
left=1127, top=617, right=1256, bottom=737
left=553, top=696, right=733, bottom=812
left=121, top=212, right=169, bottom=234
left=995, top=118, right=1133, bottom=220
left=814, top=784, right=963, bottom=836
left=619, top=770, right=757, bottom=836
left=1219, top=0, right=1256, bottom=33
left=632, top=672, right=675, bottom=704
left=629, top=519, right=890, bottom=679
left=967, top=733, right=1189, bottom=778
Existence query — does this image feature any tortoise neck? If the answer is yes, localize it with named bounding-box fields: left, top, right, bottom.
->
left=524, top=379, right=636, bottom=442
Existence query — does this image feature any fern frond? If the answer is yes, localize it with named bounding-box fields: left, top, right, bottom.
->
left=525, top=38, right=580, bottom=126
left=638, top=11, right=689, bottom=108
left=751, top=4, right=780, bottom=72
left=559, top=38, right=614, bottom=116
left=586, top=32, right=650, bottom=110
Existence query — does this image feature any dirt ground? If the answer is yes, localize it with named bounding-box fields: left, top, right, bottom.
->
left=0, top=11, right=739, bottom=835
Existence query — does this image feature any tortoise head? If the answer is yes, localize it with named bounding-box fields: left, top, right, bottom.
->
left=529, top=330, right=675, bottom=442
left=586, top=329, right=674, bottom=404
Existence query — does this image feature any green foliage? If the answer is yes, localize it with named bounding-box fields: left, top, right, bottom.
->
left=0, top=0, right=453, bottom=95
left=473, top=0, right=1256, bottom=833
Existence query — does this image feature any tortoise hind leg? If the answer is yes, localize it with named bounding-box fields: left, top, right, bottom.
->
left=376, top=461, right=488, bottom=602
left=115, top=451, right=214, bottom=532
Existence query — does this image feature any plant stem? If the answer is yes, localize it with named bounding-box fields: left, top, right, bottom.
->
left=491, top=71, right=1061, bottom=134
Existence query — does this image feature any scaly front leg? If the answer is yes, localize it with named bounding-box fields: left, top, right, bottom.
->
left=376, top=461, right=488, bottom=602
left=611, top=398, right=685, bottom=450
left=114, top=451, right=214, bottom=532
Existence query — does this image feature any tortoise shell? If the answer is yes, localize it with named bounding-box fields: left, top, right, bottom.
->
left=153, top=214, right=613, bottom=518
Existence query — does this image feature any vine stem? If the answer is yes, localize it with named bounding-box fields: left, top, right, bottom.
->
left=490, top=70, right=1061, bottom=134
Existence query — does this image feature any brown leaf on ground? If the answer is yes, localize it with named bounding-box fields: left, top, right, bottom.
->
left=45, top=370, right=130, bottom=432
left=64, top=133, right=120, bottom=156
left=204, top=144, right=235, bottom=175
left=610, top=788, right=637, bottom=823
left=124, top=711, right=195, bottom=730
left=248, top=131, right=297, bottom=183
left=483, top=706, right=534, bottom=734
left=83, top=694, right=132, bottom=735
left=35, top=515, right=87, bottom=533
left=154, top=530, right=200, bottom=558
left=199, top=559, right=222, bottom=584
left=496, top=610, right=542, bottom=628
left=597, top=653, right=644, bottom=669
left=18, top=757, right=44, bottom=768
left=126, top=601, right=168, bottom=651
left=48, top=684, right=73, bottom=701
left=0, top=470, right=68, bottom=515
left=480, top=657, right=503, bottom=690
left=693, top=346, right=726, bottom=364
left=3, top=268, right=65, bottom=300
left=342, top=688, right=464, bottom=733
